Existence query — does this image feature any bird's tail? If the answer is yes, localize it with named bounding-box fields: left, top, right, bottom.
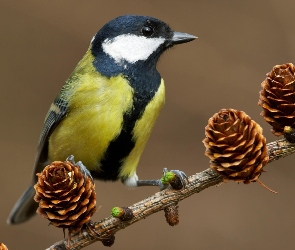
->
left=7, top=185, right=38, bottom=224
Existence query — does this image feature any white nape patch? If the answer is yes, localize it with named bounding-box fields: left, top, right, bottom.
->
left=123, top=173, right=139, bottom=188
left=102, top=34, right=165, bottom=64
left=90, top=35, right=96, bottom=44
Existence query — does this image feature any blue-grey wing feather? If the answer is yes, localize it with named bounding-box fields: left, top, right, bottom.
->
left=31, top=98, right=68, bottom=183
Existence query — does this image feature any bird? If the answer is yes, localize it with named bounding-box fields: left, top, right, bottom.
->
left=7, top=14, right=196, bottom=224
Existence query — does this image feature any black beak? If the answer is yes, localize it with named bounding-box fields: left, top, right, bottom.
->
left=171, top=32, right=197, bottom=45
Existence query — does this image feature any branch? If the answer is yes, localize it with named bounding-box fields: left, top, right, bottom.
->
left=267, top=138, right=295, bottom=163
left=47, top=137, right=295, bottom=250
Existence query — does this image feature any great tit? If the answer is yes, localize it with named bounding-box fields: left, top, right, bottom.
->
left=8, top=15, right=196, bottom=224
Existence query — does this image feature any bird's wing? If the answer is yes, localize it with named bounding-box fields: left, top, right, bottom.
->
left=31, top=97, right=68, bottom=183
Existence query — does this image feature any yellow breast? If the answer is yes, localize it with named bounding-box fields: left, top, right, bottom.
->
left=48, top=71, right=134, bottom=169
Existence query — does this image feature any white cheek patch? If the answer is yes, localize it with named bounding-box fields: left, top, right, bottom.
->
left=102, top=34, right=165, bottom=64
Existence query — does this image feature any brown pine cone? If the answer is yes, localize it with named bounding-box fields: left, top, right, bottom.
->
left=0, top=243, right=8, bottom=250
left=258, top=63, right=295, bottom=136
left=34, top=160, right=96, bottom=232
left=203, top=109, right=269, bottom=183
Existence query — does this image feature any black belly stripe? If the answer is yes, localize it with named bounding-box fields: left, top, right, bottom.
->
left=90, top=89, right=158, bottom=181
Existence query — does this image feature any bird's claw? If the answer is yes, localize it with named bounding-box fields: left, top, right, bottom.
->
left=162, top=168, right=189, bottom=190
left=170, top=169, right=189, bottom=188
left=66, top=155, right=94, bottom=183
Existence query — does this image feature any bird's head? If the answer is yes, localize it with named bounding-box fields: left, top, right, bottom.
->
left=90, top=15, right=196, bottom=69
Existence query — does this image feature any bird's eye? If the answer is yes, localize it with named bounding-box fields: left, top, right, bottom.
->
left=142, top=25, right=154, bottom=37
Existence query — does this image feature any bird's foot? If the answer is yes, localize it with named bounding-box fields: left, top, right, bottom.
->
left=161, top=168, right=189, bottom=190
left=136, top=179, right=167, bottom=190
left=136, top=168, right=189, bottom=191
left=66, top=155, right=93, bottom=183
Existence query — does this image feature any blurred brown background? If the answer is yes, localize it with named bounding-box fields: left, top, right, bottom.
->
left=1, top=1, right=295, bottom=249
